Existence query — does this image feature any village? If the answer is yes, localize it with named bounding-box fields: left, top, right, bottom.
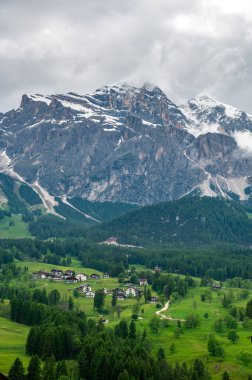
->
left=32, top=268, right=159, bottom=302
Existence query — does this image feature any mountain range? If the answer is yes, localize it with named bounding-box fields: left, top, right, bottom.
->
left=0, top=83, right=252, bottom=219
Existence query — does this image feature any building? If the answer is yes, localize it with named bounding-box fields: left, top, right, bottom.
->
left=139, top=278, right=148, bottom=286
left=64, top=270, right=74, bottom=277
left=76, top=273, right=87, bottom=282
left=51, top=269, right=63, bottom=276
left=90, top=273, right=101, bottom=280
left=150, top=296, right=159, bottom=303
left=114, top=288, right=125, bottom=300
left=212, top=284, right=222, bottom=290
left=103, top=273, right=110, bottom=279
left=65, top=276, right=78, bottom=284
left=75, top=284, right=92, bottom=294
left=116, top=295, right=125, bottom=301
left=125, top=287, right=138, bottom=298
left=86, top=291, right=95, bottom=298
left=33, top=270, right=50, bottom=279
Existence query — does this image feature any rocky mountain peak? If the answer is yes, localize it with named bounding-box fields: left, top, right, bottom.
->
left=0, top=83, right=251, bottom=211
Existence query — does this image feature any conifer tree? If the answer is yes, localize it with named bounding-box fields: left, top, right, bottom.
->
left=27, top=355, right=41, bottom=380
left=8, top=357, right=25, bottom=380
left=42, top=356, right=56, bottom=380
left=129, top=319, right=136, bottom=339
left=68, top=296, right=74, bottom=311
left=111, top=290, right=117, bottom=308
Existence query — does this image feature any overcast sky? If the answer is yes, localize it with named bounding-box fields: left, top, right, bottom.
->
left=1, top=0, right=252, bottom=113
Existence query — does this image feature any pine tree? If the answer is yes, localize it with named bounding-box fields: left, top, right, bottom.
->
left=8, top=357, right=25, bottom=380
left=111, top=290, right=117, bottom=308
left=94, top=290, right=105, bottom=311
left=42, top=356, right=56, bottom=380
left=48, top=289, right=60, bottom=306
left=27, top=355, right=41, bottom=380
left=246, top=300, right=252, bottom=318
left=56, top=360, right=68, bottom=379
left=68, top=296, right=74, bottom=311
left=157, top=348, right=165, bottom=360
left=222, top=371, right=230, bottom=380
left=129, top=320, right=136, bottom=339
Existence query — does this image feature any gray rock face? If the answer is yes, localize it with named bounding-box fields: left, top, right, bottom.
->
left=0, top=85, right=252, bottom=206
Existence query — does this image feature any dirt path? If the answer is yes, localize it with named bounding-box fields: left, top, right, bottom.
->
left=155, top=300, right=185, bottom=321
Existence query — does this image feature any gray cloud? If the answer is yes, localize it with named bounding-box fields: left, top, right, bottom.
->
left=1, top=0, right=252, bottom=113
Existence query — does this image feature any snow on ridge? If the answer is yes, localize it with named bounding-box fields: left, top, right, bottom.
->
left=94, top=83, right=140, bottom=97
left=28, top=94, right=52, bottom=106
left=189, top=95, right=251, bottom=119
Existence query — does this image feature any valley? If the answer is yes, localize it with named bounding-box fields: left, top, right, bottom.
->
left=1, top=254, right=252, bottom=379
left=0, top=84, right=252, bottom=380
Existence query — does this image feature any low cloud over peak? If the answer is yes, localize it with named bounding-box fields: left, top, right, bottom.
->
left=1, top=0, right=252, bottom=113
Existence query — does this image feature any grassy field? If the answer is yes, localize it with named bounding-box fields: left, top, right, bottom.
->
left=0, top=317, right=30, bottom=375
left=135, top=286, right=252, bottom=380
left=4, top=258, right=252, bottom=378
left=14, top=259, right=158, bottom=320
left=0, top=214, right=31, bottom=238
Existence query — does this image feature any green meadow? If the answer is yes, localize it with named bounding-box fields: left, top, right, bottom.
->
left=0, top=317, right=30, bottom=375
left=2, top=258, right=252, bottom=378
left=0, top=214, right=31, bottom=238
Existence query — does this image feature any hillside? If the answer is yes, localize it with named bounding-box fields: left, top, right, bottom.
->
left=93, top=197, right=252, bottom=246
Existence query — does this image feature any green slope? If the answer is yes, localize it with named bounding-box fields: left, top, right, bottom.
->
left=91, top=197, right=252, bottom=246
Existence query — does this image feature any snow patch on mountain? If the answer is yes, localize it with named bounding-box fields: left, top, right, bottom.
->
left=27, top=94, right=52, bottom=105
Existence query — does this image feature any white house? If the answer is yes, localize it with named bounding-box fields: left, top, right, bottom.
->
left=75, top=284, right=92, bottom=293
left=86, top=291, right=95, bottom=298
left=33, top=271, right=50, bottom=279
left=139, top=278, right=148, bottom=286
left=125, top=287, right=138, bottom=297
left=65, top=276, right=78, bottom=284
left=76, top=273, right=87, bottom=282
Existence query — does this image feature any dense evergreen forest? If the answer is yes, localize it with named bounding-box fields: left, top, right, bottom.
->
left=90, top=197, right=252, bottom=246
left=0, top=237, right=252, bottom=281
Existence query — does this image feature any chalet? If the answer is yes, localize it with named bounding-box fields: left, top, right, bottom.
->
left=103, top=273, right=110, bottom=279
left=51, top=269, right=63, bottom=276
left=154, top=266, right=163, bottom=272
left=90, top=273, right=101, bottom=280
left=102, top=287, right=109, bottom=294
left=122, top=282, right=133, bottom=287
left=86, top=291, right=95, bottom=298
left=33, top=271, right=50, bottom=279
left=115, top=288, right=124, bottom=296
left=65, top=276, right=78, bottom=284
left=51, top=275, right=63, bottom=281
left=139, top=278, right=148, bottom=286
left=116, top=295, right=125, bottom=301
left=64, top=270, right=74, bottom=277
left=75, top=284, right=92, bottom=293
left=150, top=296, right=159, bottom=303
left=212, top=284, right=222, bottom=290
left=125, top=287, right=138, bottom=298
left=76, top=273, right=87, bottom=282
left=114, top=288, right=125, bottom=300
